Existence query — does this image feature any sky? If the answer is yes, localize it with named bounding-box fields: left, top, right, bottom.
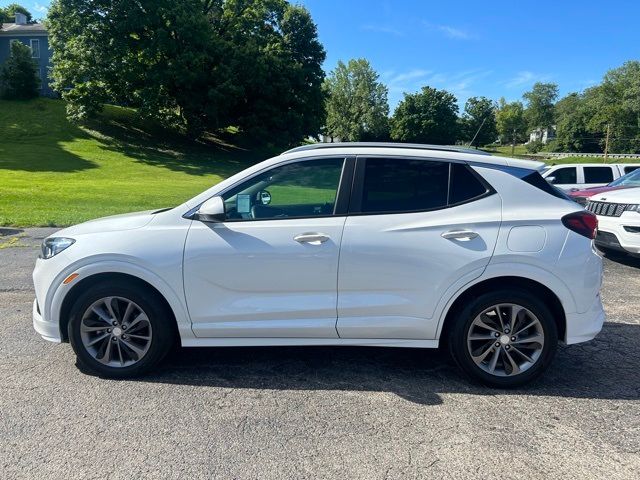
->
left=14, top=0, right=640, bottom=110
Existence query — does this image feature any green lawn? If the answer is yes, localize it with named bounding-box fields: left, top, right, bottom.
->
left=482, top=144, right=529, bottom=156
left=0, top=99, right=270, bottom=226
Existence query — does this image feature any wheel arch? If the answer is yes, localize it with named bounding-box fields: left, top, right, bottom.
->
left=438, top=276, right=567, bottom=347
left=57, top=271, right=183, bottom=343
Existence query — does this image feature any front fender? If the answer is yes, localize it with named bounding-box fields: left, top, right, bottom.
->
left=45, top=257, right=193, bottom=341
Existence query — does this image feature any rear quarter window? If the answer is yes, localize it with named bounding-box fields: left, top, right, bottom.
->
left=449, top=163, right=490, bottom=204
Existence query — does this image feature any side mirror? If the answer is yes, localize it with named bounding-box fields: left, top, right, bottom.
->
left=195, top=196, right=226, bottom=223
left=546, top=176, right=556, bottom=184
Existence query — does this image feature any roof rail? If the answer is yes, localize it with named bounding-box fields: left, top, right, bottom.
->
left=282, top=142, right=491, bottom=156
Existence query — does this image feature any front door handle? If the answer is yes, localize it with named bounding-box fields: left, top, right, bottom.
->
left=294, top=232, right=330, bottom=245
left=441, top=229, right=479, bottom=241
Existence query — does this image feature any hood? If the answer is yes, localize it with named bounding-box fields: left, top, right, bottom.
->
left=53, top=210, right=157, bottom=237
left=591, top=187, right=640, bottom=203
left=569, top=185, right=628, bottom=198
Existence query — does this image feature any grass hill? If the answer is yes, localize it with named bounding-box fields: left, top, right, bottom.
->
left=0, top=98, right=268, bottom=226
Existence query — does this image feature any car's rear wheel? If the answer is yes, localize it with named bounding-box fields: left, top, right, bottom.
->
left=68, top=281, right=175, bottom=378
left=449, top=289, right=558, bottom=388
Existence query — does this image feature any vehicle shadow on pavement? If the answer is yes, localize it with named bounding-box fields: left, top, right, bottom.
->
left=140, top=321, right=640, bottom=405
left=603, top=252, right=640, bottom=269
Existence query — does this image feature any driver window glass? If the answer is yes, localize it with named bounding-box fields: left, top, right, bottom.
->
left=222, top=158, right=345, bottom=221
left=549, top=167, right=576, bottom=184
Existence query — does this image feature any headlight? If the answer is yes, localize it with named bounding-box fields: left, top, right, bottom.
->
left=626, top=204, right=640, bottom=213
left=40, top=237, right=75, bottom=259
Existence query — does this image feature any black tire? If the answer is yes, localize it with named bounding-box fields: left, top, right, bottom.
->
left=68, top=280, right=176, bottom=378
left=448, top=289, right=558, bottom=388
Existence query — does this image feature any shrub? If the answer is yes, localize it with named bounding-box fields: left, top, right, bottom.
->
left=525, top=139, right=544, bottom=154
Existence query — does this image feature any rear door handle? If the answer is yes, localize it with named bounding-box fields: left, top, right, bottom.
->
left=294, top=233, right=330, bottom=245
left=441, top=230, right=479, bottom=241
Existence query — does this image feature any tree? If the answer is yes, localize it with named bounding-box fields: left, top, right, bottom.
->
left=460, top=96, right=497, bottom=147
left=2, top=4, right=33, bottom=23
left=553, top=61, right=640, bottom=154
left=47, top=0, right=326, bottom=145
left=583, top=61, right=640, bottom=153
left=495, top=98, right=527, bottom=155
left=554, top=93, right=600, bottom=152
left=216, top=1, right=326, bottom=144
left=390, top=86, right=458, bottom=144
left=323, top=58, right=389, bottom=141
left=0, top=41, right=40, bottom=99
left=523, top=82, right=558, bottom=130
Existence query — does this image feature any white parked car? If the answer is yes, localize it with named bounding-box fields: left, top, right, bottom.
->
left=542, top=163, right=640, bottom=192
left=586, top=187, right=640, bottom=257
left=33, top=143, right=605, bottom=387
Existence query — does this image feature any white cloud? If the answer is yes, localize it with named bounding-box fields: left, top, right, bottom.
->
left=423, top=22, right=473, bottom=40
left=361, top=25, right=405, bottom=37
left=384, top=68, right=493, bottom=108
left=34, top=3, right=48, bottom=13
left=504, top=71, right=552, bottom=88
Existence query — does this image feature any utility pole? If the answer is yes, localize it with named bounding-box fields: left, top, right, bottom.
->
left=604, top=124, right=610, bottom=163
left=511, top=128, right=516, bottom=155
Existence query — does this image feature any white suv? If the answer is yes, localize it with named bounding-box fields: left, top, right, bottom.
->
left=542, top=163, right=640, bottom=191
left=587, top=187, right=640, bottom=257
left=32, top=143, right=605, bottom=387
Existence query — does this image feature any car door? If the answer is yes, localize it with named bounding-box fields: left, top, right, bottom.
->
left=582, top=166, right=615, bottom=189
left=183, top=156, right=353, bottom=338
left=336, top=156, right=501, bottom=340
left=545, top=165, right=580, bottom=191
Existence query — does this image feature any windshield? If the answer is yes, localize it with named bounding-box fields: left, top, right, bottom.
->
left=610, top=168, right=640, bottom=187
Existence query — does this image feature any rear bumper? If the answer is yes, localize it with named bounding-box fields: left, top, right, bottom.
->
left=565, top=294, right=606, bottom=345
left=33, top=298, right=62, bottom=343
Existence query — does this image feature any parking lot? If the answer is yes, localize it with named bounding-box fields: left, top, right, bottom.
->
left=1, top=227, right=639, bottom=479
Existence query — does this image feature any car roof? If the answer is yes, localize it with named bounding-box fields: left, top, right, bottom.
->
left=280, top=143, right=544, bottom=171
left=283, top=142, right=492, bottom=156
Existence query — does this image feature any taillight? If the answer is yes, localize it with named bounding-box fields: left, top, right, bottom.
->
left=561, top=211, right=598, bottom=239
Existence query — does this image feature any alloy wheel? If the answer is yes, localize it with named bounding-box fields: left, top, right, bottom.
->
left=466, top=303, right=545, bottom=377
left=79, top=296, right=153, bottom=368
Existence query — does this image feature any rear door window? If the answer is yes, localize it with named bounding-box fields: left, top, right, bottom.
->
left=584, top=167, right=614, bottom=183
left=360, top=158, right=449, bottom=213
left=356, top=158, right=490, bottom=214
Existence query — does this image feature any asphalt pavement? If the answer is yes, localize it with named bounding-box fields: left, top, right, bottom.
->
left=1, top=227, right=639, bottom=479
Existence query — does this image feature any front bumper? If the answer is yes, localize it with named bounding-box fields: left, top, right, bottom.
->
left=596, top=214, right=640, bottom=256
left=33, top=298, right=62, bottom=343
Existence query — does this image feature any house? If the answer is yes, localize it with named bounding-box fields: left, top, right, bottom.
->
left=0, top=12, right=54, bottom=96
left=528, top=126, right=556, bottom=144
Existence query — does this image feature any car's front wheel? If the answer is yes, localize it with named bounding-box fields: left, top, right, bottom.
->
left=68, top=280, right=175, bottom=378
left=449, top=289, right=558, bottom=388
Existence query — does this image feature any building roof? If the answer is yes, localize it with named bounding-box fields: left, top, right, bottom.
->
left=0, top=23, right=47, bottom=35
